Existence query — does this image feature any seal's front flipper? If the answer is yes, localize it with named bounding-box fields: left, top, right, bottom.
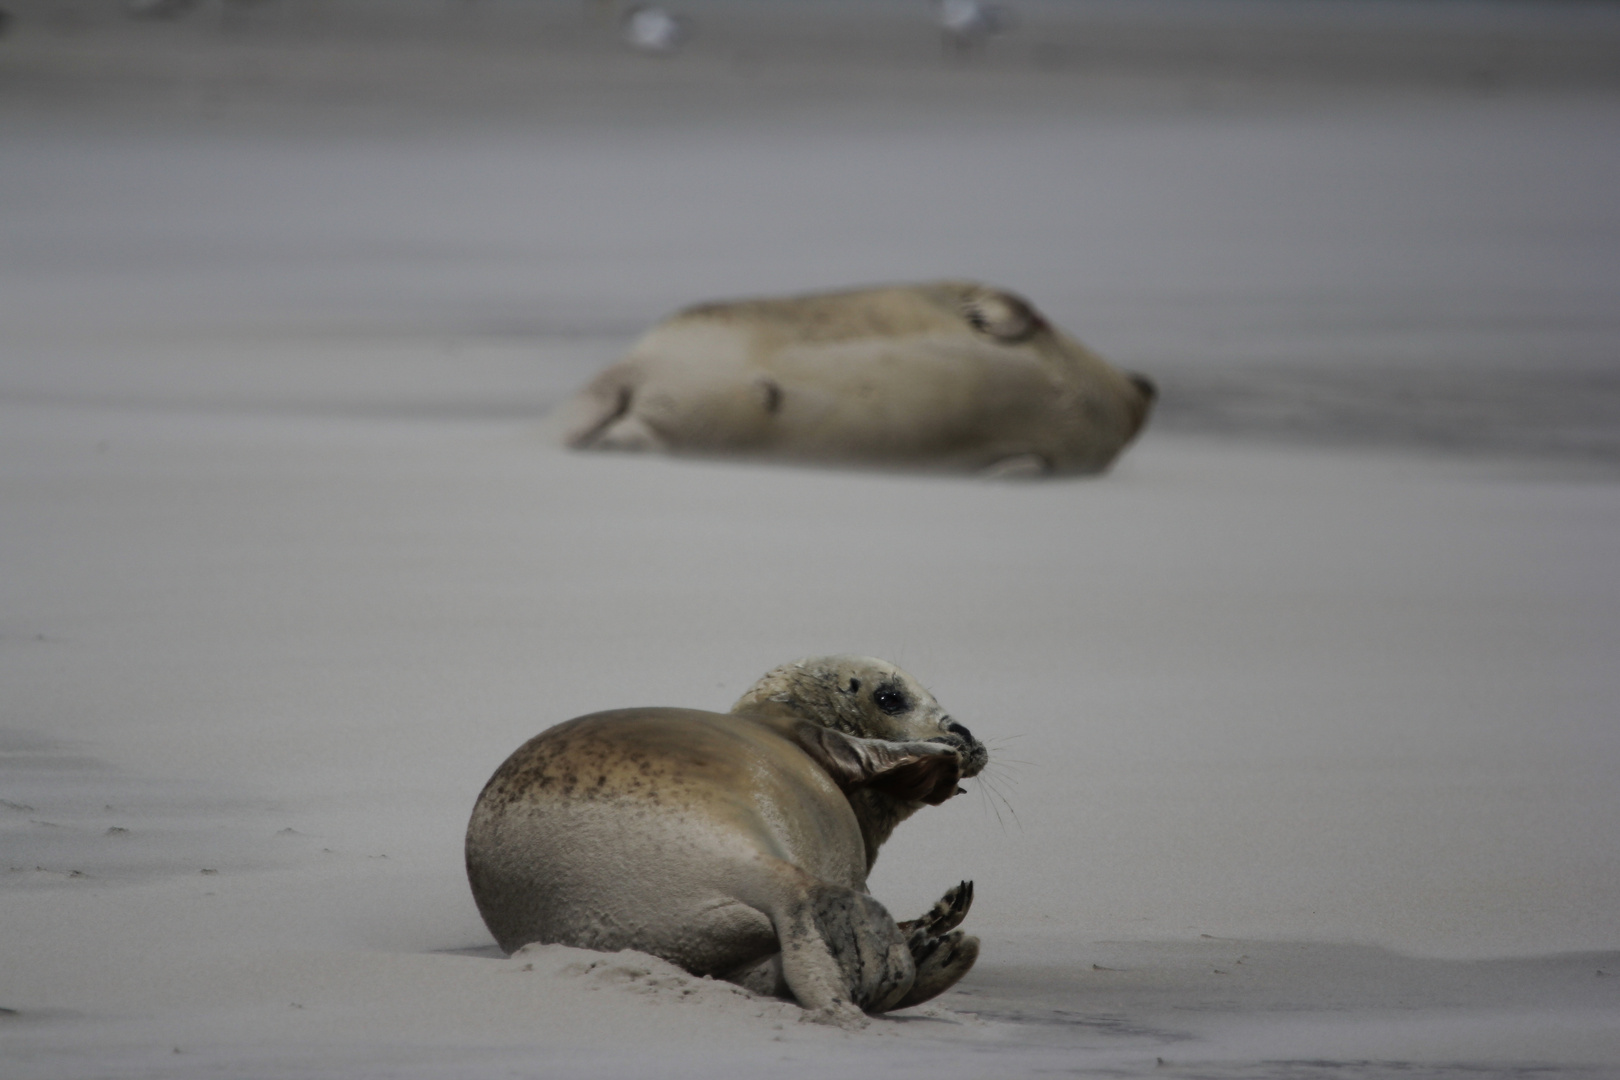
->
left=792, top=723, right=964, bottom=805
left=558, top=368, right=662, bottom=451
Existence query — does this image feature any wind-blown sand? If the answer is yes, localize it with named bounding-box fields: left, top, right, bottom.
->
left=2, top=3, right=1618, bottom=1077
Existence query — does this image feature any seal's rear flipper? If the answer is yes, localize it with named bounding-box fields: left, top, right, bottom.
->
left=898, top=880, right=973, bottom=938
left=882, top=882, right=978, bottom=1011
left=731, top=879, right=977, bottom=1018
left=741, top=870, right=912, bottom=1026
left=888, top=930, right=978, bottom=1010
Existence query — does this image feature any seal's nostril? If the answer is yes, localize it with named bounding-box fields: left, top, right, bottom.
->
left=945, top=721, right=973, bottom=742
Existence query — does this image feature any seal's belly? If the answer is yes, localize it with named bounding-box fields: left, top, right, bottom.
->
left=477, top=797, right=781, bottom=972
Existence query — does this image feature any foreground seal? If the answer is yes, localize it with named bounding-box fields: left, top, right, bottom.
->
left=556, top=281, right=1156, bottom=477
left=465, top=656, right=988, bottom=1026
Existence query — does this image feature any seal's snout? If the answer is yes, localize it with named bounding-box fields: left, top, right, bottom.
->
left=932, top=718, right=988, bottom=779
left=1125, top=371, right=1157, bottom=439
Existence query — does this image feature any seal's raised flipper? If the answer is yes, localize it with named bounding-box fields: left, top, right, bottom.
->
left=791, top=723, right=964, bottom=805
left=898, top=880, right=973, bottom=938
left=884, top=881, right=978, bottom=1011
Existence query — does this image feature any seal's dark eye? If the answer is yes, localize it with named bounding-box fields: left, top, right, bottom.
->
left=960, top=289, right=1040, bottom=343
left=872, top=689, right=908, bottom=715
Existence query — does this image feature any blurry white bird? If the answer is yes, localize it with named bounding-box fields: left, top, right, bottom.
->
left=937, top=0, right=1012, bottom=55
left=622, top=5, right=688, bottom=54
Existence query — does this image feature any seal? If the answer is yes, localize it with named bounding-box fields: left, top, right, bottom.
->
left=555, top=281, right=1156, bottom=477
left=464, top=656, right=989, bottom=1026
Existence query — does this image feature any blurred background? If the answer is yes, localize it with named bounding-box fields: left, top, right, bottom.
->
left=4, top=0, right=1619, bottom=467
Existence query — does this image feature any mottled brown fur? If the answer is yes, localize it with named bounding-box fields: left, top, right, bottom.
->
left=464, top=656, right=988, bottom=1025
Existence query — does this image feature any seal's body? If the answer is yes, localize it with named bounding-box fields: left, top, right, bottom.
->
left=465, top=657, right=988, bottom=1025
left=557, top=281, right=1155, bottom=477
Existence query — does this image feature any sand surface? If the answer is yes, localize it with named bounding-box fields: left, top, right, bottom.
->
left=2, top=3, right=1618, bottom=1077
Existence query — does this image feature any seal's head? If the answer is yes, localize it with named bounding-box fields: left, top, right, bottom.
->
left=732, top=655, right=988, bottom=781
left=733, top=655, right=987, bottom=868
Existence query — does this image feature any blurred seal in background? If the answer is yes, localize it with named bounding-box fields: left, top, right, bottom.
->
left=556, top=281, right=1155, bottom=477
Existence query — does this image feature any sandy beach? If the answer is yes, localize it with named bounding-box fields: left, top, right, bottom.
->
left=2, top=2, right=1618, bottom=1076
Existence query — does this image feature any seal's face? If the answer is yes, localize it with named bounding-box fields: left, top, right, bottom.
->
left=732, top=655, right=988, bottom=782
left=846, top=664, right=989, bottom=782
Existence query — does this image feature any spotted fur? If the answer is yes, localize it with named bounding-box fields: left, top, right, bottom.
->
left=465, top=656, right=988, bottom=1026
